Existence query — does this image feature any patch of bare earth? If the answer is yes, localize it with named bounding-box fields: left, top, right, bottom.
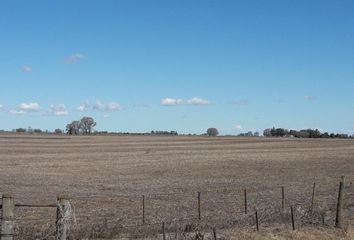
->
left=0, top=134, right=354, bottom=239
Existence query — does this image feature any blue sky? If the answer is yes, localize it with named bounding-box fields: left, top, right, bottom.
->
left=1, top=0, right=354, bottom=134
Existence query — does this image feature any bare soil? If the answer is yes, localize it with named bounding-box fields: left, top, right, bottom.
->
left=0, top=134, right=354, bottom=239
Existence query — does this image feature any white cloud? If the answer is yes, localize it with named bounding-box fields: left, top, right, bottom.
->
left=93, top=100, right=122, bottom=111
left=187, top=97, right=211, bottom=105
left=21, top=65, right=32, bottom=73
left=161, top=98, right=184, bottom=106
left=9, top=109, right=25, bottom=115
left=235, top=124, right=243, bottom=130
left=65, top=53, right=84, bottom=64
left=76, top=102, right=90, bottom=112
left=103, top=114, right=111, bottom=118
left=107, top=102, right=121, bottom=111
left=161, top=97, right=211, bottom=106
left=19, top=102, right=40, bottom=111
left=0, top=104, right=3, bottom=109
left=49, top=104, right=69, bottom=116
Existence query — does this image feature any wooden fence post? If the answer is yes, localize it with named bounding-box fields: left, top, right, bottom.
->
left=197, top=192, right=201, bottom=220
left=311, top=182, right=316, bottom=214
left=244, top=189, right=248, bottom=214
left=335, top=176, right=345, bottom=228
left=1, top=194, right=14, bottom=240
left=255, top=211, right=259, bottom=232
left=56, top=197, right=71, bottom=240
left=281, top=186, right=285, bottom=210
left=142, top=195, right=145, bottom=225
left=291, top=206, right=295, bottom=230
left=162, top=222, right=166, bottom=240
left=212, top=227, right=217, bottom=240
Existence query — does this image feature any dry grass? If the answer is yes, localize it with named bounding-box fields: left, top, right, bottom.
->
left=0, top=134, right=354, bottom=239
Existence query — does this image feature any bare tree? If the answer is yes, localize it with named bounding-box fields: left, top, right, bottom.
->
left=80, top=116, right=96, bottom=135
left=207, top=128, right=219, bottom=136
left=66, top=120, right=81, bottom=135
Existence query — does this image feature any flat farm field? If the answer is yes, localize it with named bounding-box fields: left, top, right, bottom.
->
left=1, top=134, right=354, bottom=239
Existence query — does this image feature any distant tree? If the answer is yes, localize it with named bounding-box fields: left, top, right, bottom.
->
left=66, top=120, right=81, bottom=135
left=33, top=129, right=42, bottom=133
left=321, top=132, right=330, bottom=138
left=54, top=129, right=63, bottom=134
left=207, top=128, right=219, bottom=136
left=80, top=116, right=96, bottom=135
left=16, top=128, right=26, bottom=133
left=298, top=130, right=310, bottom=138
left=27, top=126, right=33, bottom=133
left=263, top=128, right=272, bottom=137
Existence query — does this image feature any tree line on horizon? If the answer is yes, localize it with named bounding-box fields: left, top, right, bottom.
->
left=2, top=118, right=353, bottom=138
left=263, top=127, right=353, bottom=139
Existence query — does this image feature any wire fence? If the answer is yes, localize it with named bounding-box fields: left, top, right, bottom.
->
left=1, top=179, right=354, bottom=239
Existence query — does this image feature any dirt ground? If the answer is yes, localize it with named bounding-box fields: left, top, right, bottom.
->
left=0, top=134, right=354, bottom=239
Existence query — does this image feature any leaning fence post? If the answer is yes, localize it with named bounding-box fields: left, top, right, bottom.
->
left=56, top=196, right=70, bottom=240
left=1, top=194, right=14, bottom=240
left=335, top=176, right=345, bottom=228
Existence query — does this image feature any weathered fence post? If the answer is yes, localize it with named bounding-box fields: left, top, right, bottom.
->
left=311, top=182, right=316, bottom=214
left=1, top=194, right=14, bottom=240
left=255, top=211, right=259, bottom=232
left=291, top=206, right=295, bottom=230
left=212, top=227, right=217, bottom=240
left=56, top=196, right=71, bottom=240
left=142, top=195, right=145, bottom=225
left=244, top=189, right=248, bottom=214
left=281, top=186, right=285, bottom=210
left=197, top=192, right=201, bottom=220
left=335, top=176, right=345, bottom=228
left=162, top=222, right=166, bottom=240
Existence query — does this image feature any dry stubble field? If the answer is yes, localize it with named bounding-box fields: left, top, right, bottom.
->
left=1, top=134, right=354, bottom=239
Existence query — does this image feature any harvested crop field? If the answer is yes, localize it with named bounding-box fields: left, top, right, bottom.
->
left=0, top=134, right=354, bottom=239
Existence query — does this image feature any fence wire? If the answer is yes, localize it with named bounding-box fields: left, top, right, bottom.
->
left=2, top=181, right=354, bottom=239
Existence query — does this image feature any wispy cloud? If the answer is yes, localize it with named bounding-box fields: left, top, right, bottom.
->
left=187, top=97, right=211, bottom=105
left=49, top=104, right=69, bottom=116
left=76, top=101, right=90, bottom=112
left=235, top=124, right=243, bottom=130
left=65, top=53, right=84, bottom=64
left=161, top=98, right=184, bottom=106
left=161, top=97, right=211, bottom=106
left=93, top=100, right=122, bottom=111
left=21, top=65, right=32, bottom=73
left=76, top=100, right=122, bottom=112
left=9, top=109, right=25, bottom=115
left=19, top=102, right=40, bottom=111
left=304, top=95, right=317, bottom=101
